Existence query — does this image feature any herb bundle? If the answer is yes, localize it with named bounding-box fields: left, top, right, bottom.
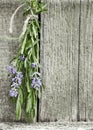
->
left=8, top=0, right=46, bottom=122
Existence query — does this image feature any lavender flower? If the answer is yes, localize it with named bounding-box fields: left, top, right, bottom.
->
left=11, top=72, right=23, bottom=88
left=12, top=77, right=17, bottom=82
left=12, top=77, right=22, bottom=86
left=17, top=79, right=22, bottom=85
left=16, top=72, right=23, bottom=79
left=19, top=54, right=25, bottom=61
left=7, top=65, right=23, bottom=97
left=31, top=63, right=37, bottom=68
left=10, top=88, right=18, bottom=97
left=31, top=77, right=42, bottom=90
left=11, top=82, right=19, bottom=88
left=7, top=66, right=12, bottom=72
left=7, top=66, right=16, bottom=74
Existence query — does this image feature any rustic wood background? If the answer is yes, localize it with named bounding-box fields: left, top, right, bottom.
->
left=0, top=0, right=23, bottom=121
left=0, top=0, right=93, bottom=122
left=40, top=0, right=93, bottom=122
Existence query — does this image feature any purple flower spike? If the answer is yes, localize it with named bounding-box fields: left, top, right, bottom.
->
left=31, top=77, right=42, bottom=90
left=7, top=66, right=12, bottom=72
left=12, top=77, right=16, bottom=82
left=11, top=73, right=23, bottom=87
left=11, top=82, right=19, bottom=88
left=12, top=68, right=17, bottom=74
left=18, top=79, right=22, bottom=85
left=7, top=66, right=16, bottom=74
left=31, top=63, right=37, bottom=68
left=16, top=72, right=23, bottom=79
left=10, top=89, right=18, bottom=97
left=7, top=66, right=23, bottom=97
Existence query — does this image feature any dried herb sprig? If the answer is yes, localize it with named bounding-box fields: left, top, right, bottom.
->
left=8, top=0, right=47, bottom=122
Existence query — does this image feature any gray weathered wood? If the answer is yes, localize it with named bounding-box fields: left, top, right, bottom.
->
left=0, top=1, right=24, bottom=121
left=0, top=122, right=93, bottom=130
left=79, top=0, right=93, bottom=121
left=1, top=0, right=93, bottom=122
left=40, top=0, right=80, bottom=121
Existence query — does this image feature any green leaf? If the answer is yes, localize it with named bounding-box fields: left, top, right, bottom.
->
left=19, top=88, right=23, bottom=105
left=37, top=89, right=41, bottom=99
left=31, top=46, right=37, bottom=62
left=41, top=3, right=47, bottom=11
left=16, top=88, right=23, bottom=120
left=26, top=80, right=31, bottom=93
left=26, top=93, right=32, bottom=113
left=35, top=19, right=40, bottom=29
left=32, top=23, right=37, bottom=38
left=32, top=90, right=36, bottom=108
left=21, top=34, right=27, bottom=54
left=30, top=108, right=35, bottom=120
left=28, top=48, right=33, bottom=60
left=24, top=58, right=27, bottom=68
left=16, top=95, right=22, bottom=120
left=25, top=40, right=32, bottom=50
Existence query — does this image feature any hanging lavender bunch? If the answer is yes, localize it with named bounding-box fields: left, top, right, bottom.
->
left=8, top=0, right=47, bottom=122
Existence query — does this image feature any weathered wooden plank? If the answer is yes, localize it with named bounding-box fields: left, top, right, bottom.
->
left=40, top=0, right=80, bottom=121
left=0, top=0, right=19, bottom=4
left=0, top=0, right=20, bottom=8
left=79, top=0, right=93, bottom=121
left=0, top=122, right=93, bottom=130
left=0, top=2, right=24, bottom=121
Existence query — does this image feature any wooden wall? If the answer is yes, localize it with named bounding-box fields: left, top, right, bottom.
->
left=0, top=0, right=93, bottom=122
left=40, top=0, right=93, bottom=122
left=0, top=0, right=23, bottom=121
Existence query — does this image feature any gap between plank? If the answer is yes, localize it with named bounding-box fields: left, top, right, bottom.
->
left=37, top=2, right=41, bottom=122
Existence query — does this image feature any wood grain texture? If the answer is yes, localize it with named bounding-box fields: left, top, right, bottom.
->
left=1, top=0, right=93, bottom=122
left=0, top=1, right=24, bottom=121
left=0, top=0, right=19, bottom=4
left=79, top=0, right=93, bottom=121
left=0, top=122, right=93, bottom=130
left=40, top=0, right=80, bottom=121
